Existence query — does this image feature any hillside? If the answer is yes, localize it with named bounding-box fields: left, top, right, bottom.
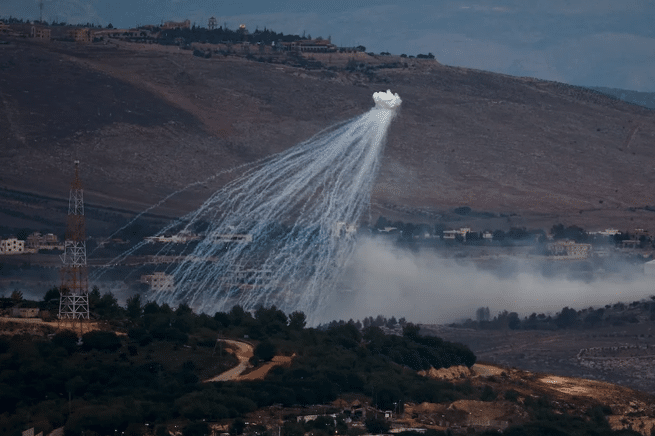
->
left=1, top=38, right=654, bottom=236
left=2, top=302, right=655, bottom=436
left=592, top=87, right=655, bottom=110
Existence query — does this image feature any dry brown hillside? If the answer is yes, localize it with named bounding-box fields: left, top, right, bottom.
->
left=1, top=38, right=654, bottom=234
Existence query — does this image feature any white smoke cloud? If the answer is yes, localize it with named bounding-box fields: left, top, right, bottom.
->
left=373, top=90, right=402, bottom=110
left=319, top=236, right=655, bottom=324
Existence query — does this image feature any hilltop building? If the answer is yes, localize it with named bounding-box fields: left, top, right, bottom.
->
left=282, top=39, right=337, bottom=53
left=68, top=27, right=92, bottom=43
left=30, top=25, right=51, bottom=40
left=93, top=28, right=148, bottom=42
left=161, top=19, right=191, bottom=30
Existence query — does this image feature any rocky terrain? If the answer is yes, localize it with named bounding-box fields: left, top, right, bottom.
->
left=1, top=37, right=654, bottom=237
left=427, top=322, right=655, bottom=397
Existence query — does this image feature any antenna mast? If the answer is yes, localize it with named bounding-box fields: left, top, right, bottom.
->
left=59, top=160, right=90, bottom=321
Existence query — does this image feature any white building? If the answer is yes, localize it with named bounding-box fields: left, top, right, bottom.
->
left=589, top=228, right=621, bottom=237
left=11, top=307, right=40, bottom=318
left=144, top=231, right=200, bottom=244
left=546, top=240, right=592, bottom=259
left=333, top=222, right=357, bottom=238
left=210, top=233, right=253, bottom=244
left=140, top=272, right=175, bottom=292
left=231, top=269, right=273, bottom=284
left=0, top=237, right=25, bottom=254
left=26, top=232, right=62, bottom=250
left=443, top=227, right=471, bottom=240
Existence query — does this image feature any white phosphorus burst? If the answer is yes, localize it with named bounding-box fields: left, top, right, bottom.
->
left=128, top=90, right=400, bottom=322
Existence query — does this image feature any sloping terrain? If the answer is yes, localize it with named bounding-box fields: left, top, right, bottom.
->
left=414, top=363, right=655, bottom=434
left=1, top=39, right=654, bottom=235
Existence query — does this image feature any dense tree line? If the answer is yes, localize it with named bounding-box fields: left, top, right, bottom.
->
left=158, top=26, right=304, bottom=46
left=457, top=297, right=655, bottom=331
left=0, top=294, right=479, bottom=436
left=2, top=290, right=648, bottom=435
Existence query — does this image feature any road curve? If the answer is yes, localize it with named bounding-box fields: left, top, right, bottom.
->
left=204, top=339, right=254, bottom=382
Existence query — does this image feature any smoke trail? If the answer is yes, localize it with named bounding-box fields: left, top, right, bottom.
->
left=148, top=90, right=402, bottom=322
left=89, top=157, right=272, bottom=260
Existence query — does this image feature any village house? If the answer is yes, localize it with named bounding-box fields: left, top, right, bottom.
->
left=546, top=240, right=592, bottom=259
left=140, top=272, right=175, bottom=292
left=282, top=39, right=338, bottom=53
left=0, top=237, right=25, bottom=254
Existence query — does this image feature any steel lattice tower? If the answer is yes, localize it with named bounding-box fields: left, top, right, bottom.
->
left=59, top=160, right=89, bottom=319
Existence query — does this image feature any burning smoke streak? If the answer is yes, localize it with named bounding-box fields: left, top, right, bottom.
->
left=109, top=91, right=401, bottom=322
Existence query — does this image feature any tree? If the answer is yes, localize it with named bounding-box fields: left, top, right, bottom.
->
left=88, top=286, right=101, bottom=311
left=52, top=329, right=79, bottom=353
left=402, top=323, right=420, bottom=340
left=229, top=305, right=250, bottom=326
left=355, top=45, right=366, bottom=52
left=230, top=418, right=246, bottom=435
left=96, top=291, right=122, bottom=319
left=126, top=294, right=143, bottom=319
left=183, top=421, right=209, bottom=436
left=508, top=312, right=521, bottom=330
left=365, top=416, right=389, bottom=434
left=82, top=330, right=121, bottom=352
left=288, top=311, right=306, bottom=330
left=476, top=307, right=490, bottom=322
left=375, top=216, right=390, bottom=230
left=43, top=287, right=60, bottom=302
left=254, top=340, right=276, bottom=362
left=82, top=330, right=122, bottom=352
left=556, top=307, right=578, bottom=329
left=480, top=385, right=497, bottom=401
left=10, top=290, right=22, bottom=302
left=107, top=23, right=113, bottom=29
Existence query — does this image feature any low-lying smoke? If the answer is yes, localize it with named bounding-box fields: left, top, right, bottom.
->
left=319, top=236, right=654, bottom=324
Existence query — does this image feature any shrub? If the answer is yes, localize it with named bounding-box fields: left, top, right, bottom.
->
left=81, top=330, right=121, bottom=352
left=365, top=416, right=389, bottom=434
left=504, top=389, right=520, bottom=402
left=480, top=385, right=497, bottom=401
left=254, top=340, right=276, bottom=362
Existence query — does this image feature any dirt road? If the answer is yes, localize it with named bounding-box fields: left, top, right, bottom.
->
left=204, top=339, right=254, bottom=382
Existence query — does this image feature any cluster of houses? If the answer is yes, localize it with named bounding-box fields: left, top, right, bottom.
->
left=0, top=232, right=62, bottom=255
left=0, top=18, right=349, bottom=56
left=376, top=225, right=634, bottom=261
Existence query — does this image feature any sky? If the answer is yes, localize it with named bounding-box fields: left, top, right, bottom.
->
left=2, top=1, right=655, bottom=92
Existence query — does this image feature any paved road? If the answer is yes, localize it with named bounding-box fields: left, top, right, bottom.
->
left=204, top=339, right=254, bottom=382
